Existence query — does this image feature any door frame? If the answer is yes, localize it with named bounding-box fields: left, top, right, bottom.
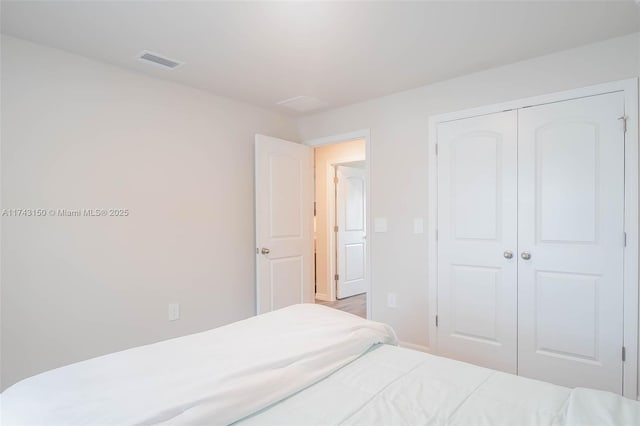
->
left=427, top=78, right=639, bottom=399
left=305, top=129, right=372, bottom=320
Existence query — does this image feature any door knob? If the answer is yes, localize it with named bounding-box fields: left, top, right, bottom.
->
left=503, top=250, right=513, bottom=259
left=261, top=248, right=270, bottom=255
left=521, top=251, right=531, bottom=260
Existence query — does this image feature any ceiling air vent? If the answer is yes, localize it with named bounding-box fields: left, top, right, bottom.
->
left=276, top=96, right=328, bottom=113
left=138, top=51, right=183, bottom=69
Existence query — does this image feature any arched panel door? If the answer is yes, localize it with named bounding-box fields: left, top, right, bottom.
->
left=436, top=110, right=518, bottom=373
left=517, top=92, right=625, bottom=393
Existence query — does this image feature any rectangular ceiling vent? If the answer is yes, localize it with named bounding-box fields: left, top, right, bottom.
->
left=138, top=51, right=183, bottom=69
left=276, top=96, right=328, bottom=113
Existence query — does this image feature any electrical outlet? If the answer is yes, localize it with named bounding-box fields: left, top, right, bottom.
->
left=387, top=293, right=397, bottom=308
left=168, top=303, right=180, bottom=321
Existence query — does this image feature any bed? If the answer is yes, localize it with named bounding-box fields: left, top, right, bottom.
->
left=1, top=304, right=638, bottom=425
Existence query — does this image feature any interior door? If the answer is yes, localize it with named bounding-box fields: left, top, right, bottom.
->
left=336, top=165, right=367, bottom=299
left=517, top=92, right=625, bottom=393
left=255, top=134, right=314, bottom=314
left=436, top=111, right=518, bottom=373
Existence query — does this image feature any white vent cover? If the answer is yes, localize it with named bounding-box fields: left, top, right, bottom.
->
left=276, top=96, right=328, bottom=112
left=137, top=51, right=183, bottom=69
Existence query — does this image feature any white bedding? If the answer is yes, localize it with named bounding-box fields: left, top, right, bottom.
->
left=236, top=344, right=640, bottom=426
left=0, top=304, right=397, bottom=425
left=2, top=304, right=638, bottom=426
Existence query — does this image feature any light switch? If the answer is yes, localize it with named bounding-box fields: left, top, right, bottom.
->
left=374, top=217, right=388, bottom=233
left=413, top=218, right=424, bottom=234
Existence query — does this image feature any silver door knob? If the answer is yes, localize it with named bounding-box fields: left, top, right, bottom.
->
left=521, top=251, right=531, bottom=260
left=503, top=250, right=513, bottom=259
left=261, top=248, right=270, bottom=255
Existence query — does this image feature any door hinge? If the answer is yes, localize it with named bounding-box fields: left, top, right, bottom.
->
left=624, top=232, right=627, bottom=247
left=619, top=116, right=627, bottom=133
left=622, top=346, right=626, bottom=362
left=435, top=229, right=438, bottom=241
left=334, top=225, right=339, bottom=233
left=435, top=144, right=439, bottom=155
left=435, top=315, right=439, bottom=327
left=334, top=176, right=339, bottom=184
left=314, top=202, right=316, bottom=216
left=334, top=274, right=339, bottom=281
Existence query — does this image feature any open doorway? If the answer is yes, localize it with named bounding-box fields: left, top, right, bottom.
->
left=312, top=138, right=367, bottom=318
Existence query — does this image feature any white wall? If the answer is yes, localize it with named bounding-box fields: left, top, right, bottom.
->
left=0, top=36, right=298, bottom=390
left=297, top=33, right=640, bottom=350
left=314, top=140, right=365, bottom=301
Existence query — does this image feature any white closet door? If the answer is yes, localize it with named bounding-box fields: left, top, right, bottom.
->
left=517, top=92, right=625, bottom=393
left=437, top=111, right=518, bottom=373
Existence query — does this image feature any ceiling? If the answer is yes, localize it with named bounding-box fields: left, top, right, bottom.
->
left=2, top=1, right=639, bottom=115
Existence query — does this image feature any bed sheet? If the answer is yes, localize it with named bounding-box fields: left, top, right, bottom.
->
left=236, top=344, right=638, bottom=426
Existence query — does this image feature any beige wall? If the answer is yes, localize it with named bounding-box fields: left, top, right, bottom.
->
left=314, top=140, right=365, bottom=301
left=2, top=31, right=640, bottom=393
left=297, top=32, right=640, bottom=349
left=0, top=36, right=298, bottom=389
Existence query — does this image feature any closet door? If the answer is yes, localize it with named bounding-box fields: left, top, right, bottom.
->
left=437, top=111, right=518, bottom=373
left=517, top=92, right=625, bottom=393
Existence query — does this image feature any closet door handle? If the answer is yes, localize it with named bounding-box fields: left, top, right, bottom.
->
left=521, top=251, right=531, bottom=260
left=503, top=250, right=513, bottom=259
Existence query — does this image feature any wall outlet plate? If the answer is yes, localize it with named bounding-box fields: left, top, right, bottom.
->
left=168, top=303, right=180, bottom=321
left=413, top=218, right=424, bottom=234
left=387, top=293, right=397, bottom=308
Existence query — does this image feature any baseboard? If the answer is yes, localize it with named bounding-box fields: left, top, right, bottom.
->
left=315, top=293, right=330, bottom=302
left=398, top=341, right=433, bottom=354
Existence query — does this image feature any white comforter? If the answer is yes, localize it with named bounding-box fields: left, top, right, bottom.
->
left=0, top=304, right=397, bottom=425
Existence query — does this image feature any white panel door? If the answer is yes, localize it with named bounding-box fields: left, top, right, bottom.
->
left=255, top=134, right=314, bottom=314
left=336, top=165, right=367, bottom=299
left=517, top=93, right=625, bottom=393
left=437, top=111, right=518, bottom=373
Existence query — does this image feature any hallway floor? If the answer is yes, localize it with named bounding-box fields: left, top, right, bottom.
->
left=315, top=293, right=366, bottom=318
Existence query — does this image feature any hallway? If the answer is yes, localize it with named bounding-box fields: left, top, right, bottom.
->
left=315, top=293, right=366, bottom=318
